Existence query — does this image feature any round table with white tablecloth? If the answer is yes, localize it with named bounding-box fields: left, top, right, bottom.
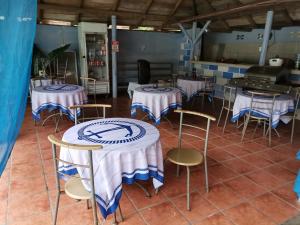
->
left=31, top=84, right=87, bottom=121
left=177, top=78, right=206, bottom=101
left=58, top=118, right=164, bottom=218
left=231, top=91, right=294, bottom=128
left=131, top=87, right=182, bottom=125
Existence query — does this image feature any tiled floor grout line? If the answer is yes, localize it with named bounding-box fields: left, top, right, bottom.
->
left=247, top=193, right=284, bottom=225
left=159, top=189, right=193, bottom=225
left=34, top=125, right=54, bottom=222
left=122, top=190, right=150, bottom=225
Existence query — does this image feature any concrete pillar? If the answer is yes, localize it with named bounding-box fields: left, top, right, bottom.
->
left=259, top=10, right=273, bottom=66
left=111, top=15, right=117, bottom=98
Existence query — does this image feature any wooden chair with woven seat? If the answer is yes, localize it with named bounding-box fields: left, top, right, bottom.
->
left=166, top=109, right=216, bottom=210
left=217, top=85, right=237, bottom=133
left=69, top=104, right=112, bottom=125
left=48, top=135, right=124, bottom=225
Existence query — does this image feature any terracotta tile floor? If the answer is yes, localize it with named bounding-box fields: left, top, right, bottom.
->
left=1, top=94, right=300, bottom=225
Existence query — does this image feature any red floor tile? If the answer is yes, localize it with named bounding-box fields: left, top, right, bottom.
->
left=245, top=170, right=283, bottom=190
left=271, top=182, right=300, bottom=210
left=195, top=212, right=234, bottom=225
left=241, top=153, right=274, bottom=168
left=221, top=144, right=252, bottom=157
left=208, top=164, right=238, bottom=182
left=224, top=202, right=276, bottom=225
left=264, top=164, right=296, bottom=183
left=140, top=202, right=189, bottom=225
left=204, top=183, right=242, bottom=210
left=208, top=149, right=235, bottom=162
left=250, top=193, right=299, bottom=224
left=222, top=158, right=257, bottom=174
left=224, top=176, right=266, bottom=199
left=172, top=192, right=218, bottom=224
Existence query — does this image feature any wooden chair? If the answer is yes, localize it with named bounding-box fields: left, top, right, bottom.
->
left=217, top=85, right=237, bottom=133
left=81, top=77, right=97, bottom=104
left=69, top=104, right=112, bottom=125
left=48, top=135, right=124, bottom=225
left=166, top=109, right=216, bottom=210
left=241, top=91, right=280, bottom=146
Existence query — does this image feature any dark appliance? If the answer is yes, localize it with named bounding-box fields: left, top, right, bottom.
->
left=137, top=59, right=151, bottom=84
left=228, top=65, right=291, bottom=94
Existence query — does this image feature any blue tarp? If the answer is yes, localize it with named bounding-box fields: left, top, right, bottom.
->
left=0, top=0, right=37, bottom=176
left=294, top=151, right=300, bottom=199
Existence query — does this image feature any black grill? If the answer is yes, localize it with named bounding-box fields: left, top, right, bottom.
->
left=229, top=65, right=291, bottom=94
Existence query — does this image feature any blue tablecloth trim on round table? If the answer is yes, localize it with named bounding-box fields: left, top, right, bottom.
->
left=231, top=106, right=294, bottom=128
left=59, top=165, right=164, bottom=218
left=131, top=102, right=182, bottom=125
left=32, top=102, right=81, bottom=121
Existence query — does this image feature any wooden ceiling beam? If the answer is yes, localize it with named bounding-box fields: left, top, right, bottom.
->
left=38, top=3, right=168, bottom=21
left=178, top=0, right=300, bottom=24
left=76, top=0, right=85, bottom=23
left=136, top=0, right=154, bottom=26
left=202, top=0, right=231, bottom=31
left=161, top=0, right=184, bottom=29
left=282, top=9, right=294, bottom=25
left=113, top=0, right=121, bottom=11
left=231, top=0, right=257, bottom=26
left=169, top=0, right=185, bottom=16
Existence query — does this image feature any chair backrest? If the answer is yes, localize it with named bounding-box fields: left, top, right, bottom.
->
left=137, top=59, right=151, bottom=84
left=247, top=90, right=280, bottom=119
left=200, top=75, right=216, bottom=92
left=222, top=85, right=237, bottom=110
left=31, top=77, right=45, bottom=89
left=47, top=135, right=102, bottom=195
left=175, top=109, right=216, bottom=157
left=80, top=77, right=96, bottom=95
left=291, top=87, right=300, bottom=117
left=69, top=104, right=112, bottom=125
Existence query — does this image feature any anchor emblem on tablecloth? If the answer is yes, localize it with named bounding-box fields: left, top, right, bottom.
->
left=77, top=120, right=146, bottom=144
left=48, top=85, right=69, bottom=90
left=79, top=123, right=133, bottom=140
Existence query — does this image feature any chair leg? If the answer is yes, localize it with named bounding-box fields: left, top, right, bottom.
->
left=217, top=106, right=224, bottom=127
left=222, top=109, right=230, bottom=134
left=53, top=191, right=61, bottom=225
left=186, top=166, right=191, bottom=211
left=113, top=212, right=118, bottom=225
left=268, top=118, right=272, bottom=147
left=241, top=114, right=250, bottom=142
left=252, top=120, right=260, bottom=138
left=118, top=205, right=124, bottom=222
left=204, top=157, right=209, bottom=193
left=91, top=196, right=98, bottom=225
left=291, top=118, right=295, bottom=144
left=176, top=165, right=180, bottom=177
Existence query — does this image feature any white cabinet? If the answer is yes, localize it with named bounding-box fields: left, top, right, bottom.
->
left=78, top=22, right=110, bottom=94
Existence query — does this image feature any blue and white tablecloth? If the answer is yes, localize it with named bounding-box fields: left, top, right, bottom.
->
left=131, top=87, right=182, bottom=124
left=177, top=78, right=206, bottom=101
left=231, top=91, right=294, bottom=128
left=31, top=84, right=87, bottom=121
left=59, top=118, right=164, bottom=218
